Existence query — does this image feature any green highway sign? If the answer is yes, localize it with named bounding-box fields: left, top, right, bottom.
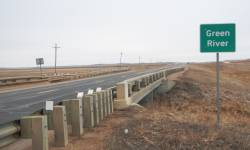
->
left=200, top=23, right=236, bottom=52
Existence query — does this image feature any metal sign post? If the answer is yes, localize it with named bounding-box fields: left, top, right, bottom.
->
left=216, top=52, right=221, bottom=128
left=39, top=63, right=42, bottom=76
left=36, top=58, right=44, bottom=77
left=200, top=23, right=235, bottom=128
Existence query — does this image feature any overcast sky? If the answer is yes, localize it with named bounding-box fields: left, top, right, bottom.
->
left=0, top=0, right=249, bottom=67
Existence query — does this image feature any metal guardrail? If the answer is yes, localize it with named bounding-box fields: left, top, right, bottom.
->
left=0, top=123, right=20, bottom=148
left=49, top=69, right=130, bottom=83
left=0, top=69, right=130, bottom=85
left=0, top=76, right=48, bottom=86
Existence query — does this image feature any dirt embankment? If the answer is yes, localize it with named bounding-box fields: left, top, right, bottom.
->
left=106, top=63, right=250, bottom=150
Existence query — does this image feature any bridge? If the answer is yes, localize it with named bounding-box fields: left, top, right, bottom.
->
left=115, top=67, right=184, bottom=109
left=0, top=64, right=185, bottom=149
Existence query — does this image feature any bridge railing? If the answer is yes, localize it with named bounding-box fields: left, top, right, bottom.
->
left=114, top=67, right=185, bottom=109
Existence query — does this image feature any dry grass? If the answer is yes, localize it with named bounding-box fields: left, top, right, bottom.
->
left=0, top=64, right=167, bottom=91
left=0, top=63, right=167, bottom=78
left=106, top=62, right=250, bottom=150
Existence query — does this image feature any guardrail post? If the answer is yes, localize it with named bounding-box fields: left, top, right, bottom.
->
left=53, top=106, right=68, bottom=147
left=62, top=99, right=83, bottom=136
left=83, top=95, right=94, bottom=128
left=108, top=88, right=114, bottom=113
left=21, top=116, right=49, bottom=150
left=106, top=90, right=111, bottom=115
left=87, top=94, right=99, bottom=126
left=20, top=116, right=33, bottom=138
left=62, top=100, right=72, bottom=125
left=102, top=91, right=108, bottom=117
left=96, top=92, right=104, bottom=120
left=71, top=99, right=83, bottom=136
left=46, top=111, right=54, bottom=130
left=32, top=116, right=48, bottom=150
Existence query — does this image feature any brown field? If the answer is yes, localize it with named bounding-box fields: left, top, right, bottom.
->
left=0, top=63, right=168, bottom=78
left=0, top=63, right=167, bottom=91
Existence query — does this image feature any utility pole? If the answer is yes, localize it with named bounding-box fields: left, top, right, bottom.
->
left=120, top=52, right=123, bottom=69
left=39, top=63, right=42, bottom=77
left=139, top=56, right=141, bottom=64
left=53, top=43, right=60, bottom=75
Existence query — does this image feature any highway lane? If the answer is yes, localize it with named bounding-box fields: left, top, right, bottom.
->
left=0, top=65, right=180, bottom=124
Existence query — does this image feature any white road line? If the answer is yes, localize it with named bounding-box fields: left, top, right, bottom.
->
left=37, top=89, right=57, bottom=94
left=95, top=80, right=105, bottom=84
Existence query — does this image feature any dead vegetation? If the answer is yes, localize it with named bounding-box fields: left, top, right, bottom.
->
left=106, top=62, right=250, bottom=150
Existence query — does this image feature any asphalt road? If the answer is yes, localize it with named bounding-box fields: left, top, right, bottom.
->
left=0, top=65, right=179, bottom=124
